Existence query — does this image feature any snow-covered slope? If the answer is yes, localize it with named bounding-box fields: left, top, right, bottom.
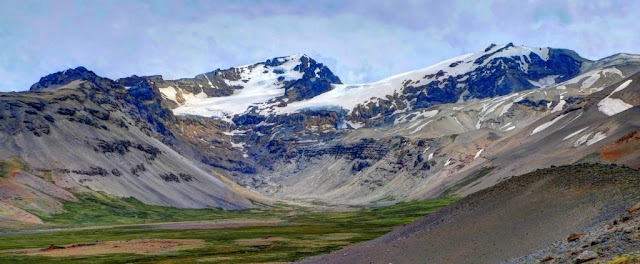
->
left=272, top=44, right=557, bottom=115
left=171, top=54, right=305, bottom=117
left=156, top=54, right=341, bottom=120
left=160, top=43, right=590, bottom=124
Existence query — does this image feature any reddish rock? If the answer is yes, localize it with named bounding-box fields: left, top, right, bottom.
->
left=629, top=202, right=640, bottom=214
left=567, top=233, right=583, bottom=242
left=41, top=244, right=64, bottom=251
left=539, top=255, right=554, bottom=262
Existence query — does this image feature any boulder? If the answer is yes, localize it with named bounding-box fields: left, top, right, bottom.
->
left=575, top=250, right=598, bottom=263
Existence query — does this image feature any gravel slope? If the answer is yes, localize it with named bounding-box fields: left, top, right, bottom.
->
left=299, top=164, right=640, bottom=264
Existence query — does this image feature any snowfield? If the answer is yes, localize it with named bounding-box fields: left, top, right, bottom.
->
left=171, top=54, right=307, bottom=118
left=598, top=98, right=633, bottom=116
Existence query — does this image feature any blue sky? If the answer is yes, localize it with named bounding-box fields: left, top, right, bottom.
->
left=0, top=0, right=639, bottom=91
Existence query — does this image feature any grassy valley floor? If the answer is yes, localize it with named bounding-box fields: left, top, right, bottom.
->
left=0, top=192, right=457, bottom=263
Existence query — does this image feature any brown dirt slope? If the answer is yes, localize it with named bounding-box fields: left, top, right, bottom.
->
left=300, top=164, right=640, bottom=264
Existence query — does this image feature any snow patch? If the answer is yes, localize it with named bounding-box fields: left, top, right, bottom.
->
left=529, top=75, right=559, bottom=87
left=580, top=73, right=600, bottom=89
left=409, top=120, right=433, bottom=134
left=598, top=98, right=633, bottom=116
left=586, top=132, right=607, bottom=146
left=452, top=116, right=464, bottom=128
left=346, top=121, right=364, bottom=129
left=573, top=132, right=592, bottom=147
left=159, top=86, right=178, bottom=102
left=530, top=113, right=568, bottom=135
left=562, top=127, right=589, bottom=141
left=203, top=74, right=215, bottom=88
left=611, top=79, right=633, bottom=94
left=551, top=100, right=566, bottom=113
left=231, top=142, right=245, bottom=149
left=474, top=149, right=484, bottom=160
left=597, top=80, right=634, bottom=116
left=394, top=110, right=438, bottom=125
left=499, top=102, right=514, bottom=117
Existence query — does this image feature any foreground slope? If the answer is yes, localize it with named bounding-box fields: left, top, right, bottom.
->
left=301, top=164, right=640, bottom=264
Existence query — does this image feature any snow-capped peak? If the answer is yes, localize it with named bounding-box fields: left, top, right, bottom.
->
left=167, top=44, right=591, bottom=125
left=270, top=44, right=562, bottom=116
left=165, top=54, right=341, bottom=119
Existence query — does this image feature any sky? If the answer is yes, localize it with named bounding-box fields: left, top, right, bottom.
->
left=0, top=0, right=639, bottom=92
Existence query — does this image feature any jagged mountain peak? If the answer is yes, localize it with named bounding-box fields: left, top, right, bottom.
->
left=29, top=66, right=123, bottom=93
left=30, top=66, right=97, bottom=91
left=203, top=53, right=326, bottom=75
left=262, top=53, right=311, bottom=67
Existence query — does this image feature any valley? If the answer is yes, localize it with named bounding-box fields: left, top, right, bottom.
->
left=0, top=188, right=456, bottom=263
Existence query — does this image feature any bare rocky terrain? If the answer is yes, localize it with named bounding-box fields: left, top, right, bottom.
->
left=300, top=164, right=640, bottom=264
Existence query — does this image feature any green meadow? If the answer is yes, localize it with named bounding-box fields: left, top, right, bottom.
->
left=0, top=193, right=457, bottom=263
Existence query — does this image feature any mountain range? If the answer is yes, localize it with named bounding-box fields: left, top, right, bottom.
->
left=1, top=43, right=640, bottom=261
